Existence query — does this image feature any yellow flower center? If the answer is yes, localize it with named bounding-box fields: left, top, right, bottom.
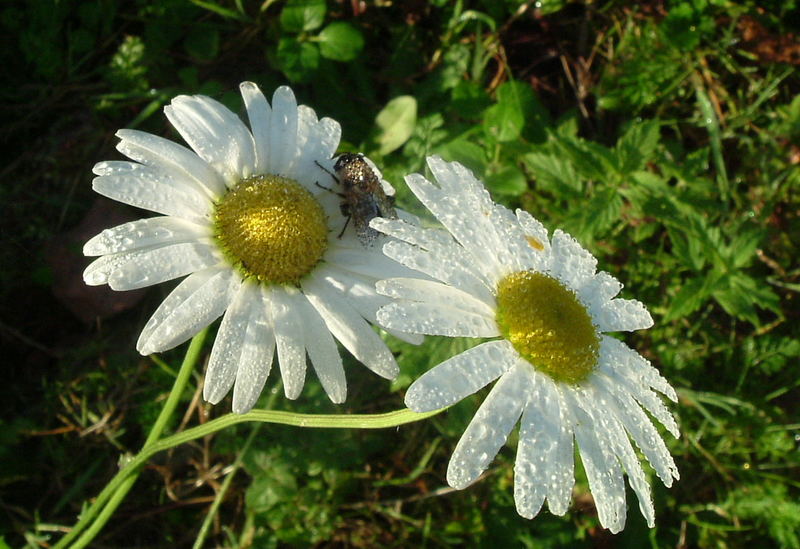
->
left=495, top=271, right=600, bottom=384
left=214, top=175, right=328, bottom=285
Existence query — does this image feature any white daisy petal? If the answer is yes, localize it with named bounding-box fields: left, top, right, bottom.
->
left=576, top=386, right=655, bottom=528
left=514, top=372, right=575, bottom=518
left=580, top=270, right=623, bottom=318
left=92, top=168, right=212, bottom=223
left=165, top=95, right=256, bottom=184
left=405, top=341, right=517, bottom=412
left=83, top=217, right=210, bottom=256
left=376, top=278, right=495, bottom=316
left=377, top=301, right=499, bottom=338
left=446, top=363, right=529, bottom=489
left=270, top=287, right=308, bottom=400
left=204, top=283, right=276, bottom=413
left=381, top=240, right=495, bottom=304
left=231, top=286, right=276, bottom=414
left=549, top=230, right=597, bottom=289
left=321, top=265, right=425, bottom=345
left=106, top=241, right=221, bottom=291
left=601, top=338, right=680, bottom=434
left=295, top=293, right=347, bottom=404
left=136, top=267, right=239, bottom=355
left=115, top=129, right=225, bottom=196
left=268, top=86, right=298, bottom=176
left=239, top=81, right=272, bottom=174
left=569, top=391, right=627, bottom=534
left=204, top=283, right=265, bottom=404
left=593, top=373, right=679, bottom=486
left=596, top=298, right=654, bottom=332
left=303, top=274, right=399, bottom=380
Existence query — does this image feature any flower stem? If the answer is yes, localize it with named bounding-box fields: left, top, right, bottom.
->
left=54, top=335, right=444, bottom=547
left=55, top=329, right=209, bottom=549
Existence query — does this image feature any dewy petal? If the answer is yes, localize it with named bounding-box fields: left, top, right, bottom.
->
left=567, top=390, right=627, bottom=534
left=231, top=286, right=276, bottom=414
left=292, top=113, right=341, bottom=186
left=593, top=373, right=679, bottom=487
left=137, top=267, right=239, bottom=355
left=377, top=301, right=499, bottom=338
left=239, top=81, right=272, bottom=175
left=271, top=287, right=308, bottom=400
left=376, top=278, right=495, bottom=317
left=302, top=274, right=398, bottom=380
left=321, top=265, right=425, bottom=345
left=164, top=95, right=256, bottom=184
left=106, top=241, right=221, bottom=291
left=574, top=385, right=655, bottom=528
left=83, top=217, right=210, bottom=256
left=267, top=86, right=298, bottom=176
left=115, top=129, right=225, bottom=197
left=204, top=283, right=275, bottom=414
left=405, top=340, right=518, bottom=412
left=514, top=371, right=575, bottom=519
left=92, top=165, right=213, bottom=223
left=600, top=337, right=680, bottom=435
left=549, top=230, right=597, bottom=290
left=372, top=217, right=495, bottom=300
left=294, top=293, right=346, bottom=403
left=446, top=363, right=529, bottom=489
left=595, top=298, right=654, bottom=332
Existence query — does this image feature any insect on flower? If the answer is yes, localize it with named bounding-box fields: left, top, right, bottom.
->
left=316, top=153, right=397, bottom=246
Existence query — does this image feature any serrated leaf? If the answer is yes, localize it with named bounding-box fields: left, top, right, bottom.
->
left=374, top=96, right=417, bottom=155
left=485, top=165, right=528, bottom=196
left=318, top=22, right=364, bottom=61
left=616, top=120, right=661, bottom=174
left=553, top=137, right=617, bottom=183
left=483, top=80, right=551, bottom=143
left=522, top=149, right=581, bottom=196
left=579, top=187, right=623, bottom=237
left=663, top=275, right=712, bottom=322
left=280, top=0, right=326, bottom=32
left=483, top=99, right=523, bottom=143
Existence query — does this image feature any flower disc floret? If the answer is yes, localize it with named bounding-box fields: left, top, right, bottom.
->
left=214, top=174, right=328, bottom=285
left=495, top=270, right=600, bottom=384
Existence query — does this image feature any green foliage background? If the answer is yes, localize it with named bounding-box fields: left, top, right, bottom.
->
left=1, top=0, right=798, bottom=547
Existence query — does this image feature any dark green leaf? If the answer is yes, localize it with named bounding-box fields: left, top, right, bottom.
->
left=280, top=0, right=326, bottom=32
left=276, top=38, right=320, bottom=82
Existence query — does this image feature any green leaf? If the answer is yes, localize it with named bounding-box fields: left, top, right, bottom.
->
left=374, top=96, right=417, bottom=155
left=434, top=138, right=487, bottom=174
left=663, top=275, right=713, bottom=322
left=552, top=137, right=617, bottom=183
left=578, top=187, right=623, bottom=238
left=280, top=0, right=326, bottom=32
left=183, top=25, right=219, bottom=61
left=318, top=22, right=364, bottom=61
left=615, top=120, right=660, bottom=174
left=522, top=149, right=581, bottom=196
left=276, top=38, right=320, bottom=82
left=485, top=164, right=527, bottom=196
left=483, top=81, right=525, bottom=142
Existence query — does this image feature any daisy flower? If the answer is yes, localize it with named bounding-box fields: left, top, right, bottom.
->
left=372, top=156, right=679, bottom=533
left=83, top=82, right=419, bottom=413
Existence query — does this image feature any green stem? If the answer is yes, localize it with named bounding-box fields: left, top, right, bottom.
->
left=56, top=329, right=209, bottom=549
left=63, top=407, right=442, bottom=547
left=56, top=378, right=444, bottom=547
